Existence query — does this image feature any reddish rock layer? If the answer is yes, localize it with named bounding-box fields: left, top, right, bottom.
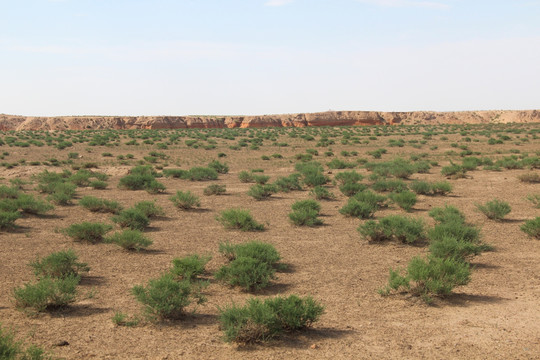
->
left=0, top=110, right=538, bottom=131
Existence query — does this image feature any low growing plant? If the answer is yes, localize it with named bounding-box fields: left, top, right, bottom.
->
left=170, top=190, right=201, bottom=210
left=30, top=249, right=89, bottom=279
left=63, top=222, right=112, bottom=243
left=105, top=230, right=153, bottom=251
left=216, top=209, right=265, bottom=231
left=476, top=199, right=511, bottom=221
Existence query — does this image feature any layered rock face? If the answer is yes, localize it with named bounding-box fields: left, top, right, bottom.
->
left=0, top=110, right=538, bottom=131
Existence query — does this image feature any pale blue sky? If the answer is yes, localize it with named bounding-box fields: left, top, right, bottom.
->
left=1, top=0, right=539, bottom=116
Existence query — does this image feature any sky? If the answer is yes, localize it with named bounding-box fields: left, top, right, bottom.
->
left=0, top=0, right=539, bottom=116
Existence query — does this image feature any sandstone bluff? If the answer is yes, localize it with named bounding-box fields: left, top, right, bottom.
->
left=1, top=110, right=539, bottom=131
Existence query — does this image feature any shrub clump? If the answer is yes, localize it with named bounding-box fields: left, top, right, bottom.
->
left=14, top=275, right=79, bottom=313
left=132, top=273, right=205, bottom=321
left=112, top=209, right=150, bottom=230
left=476, top=199, right=511, bottom=221
left=389, top=191, right=417, bottom=212
left=521, top=217, right=540, bottom=239
left=63, top=222, right=113, bottom=243
left=203, top=184, right=226, bottom=196
left=309, top=186, right=335, bottom=200
left=170, top=190, right=201, bottom=210
left=79, top=196, right=123, bottom=214
left=247, top=184, right=278, bottom=201
left=218, top=295, right=324, bottom=344
left=105, top=230, right=153, bottom=251
left=216, top=209, right=265, bottom=231
left=380, top=256, right=471, bottom=303
left=29, top=249, right=89, bottom=279
left=171, top=254, right=211, bottom=281
left=358, top=215, right=426, bottom=244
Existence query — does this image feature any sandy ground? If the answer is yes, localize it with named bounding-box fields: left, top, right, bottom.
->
left=0, top=126, right=539, bottom=359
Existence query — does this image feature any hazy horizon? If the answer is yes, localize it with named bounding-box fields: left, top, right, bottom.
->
left=1, top=0, right=539, bottom=116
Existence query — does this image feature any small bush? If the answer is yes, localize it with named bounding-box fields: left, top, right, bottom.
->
left=47, top=182, right=76, bottom=205
left=340, top=198, right=377, bottom=219
left=429, top=205, right=465, bottom=224
left=252, top=174, right=270, bottom=185
left=112, top=209, right=150, bottom=230
left=171, top=254, right=211, bottom=281
left=163, top=169, right=188, bottom=178
left=441, top=164, right=466, bottom=178
left=476, top=199, right=511, bottom=221
left=238, top=171, right=255, bottom=183
left=170, top=190, right=201, bottom=210
left=133, top=200, right=165, bottom=218
left=380, top=256, right=471, bottom=303
left=30, top=249, right=89, bottom=279
left=217, top=209, right=265, bottom=231
left=358, top=215, right=425, bottom=244
left=371, top=179, right=408, bottom=193
left=431, top=181, right=452, bottom=195
left=334, top=171, right=363, bottom=185
left=273, top=174, right=302, bottom=192
left=208, top=160, right=229, bottom=174
left=428, top=221, right=480, bottom=243
left=339, top=182, right=368, bottom=197
left=183, top=167, right=218, bottom=181
left=247, top=184, right=277, bottom=200
left=309, top=186, right=335, bottom=200
left=203, top=184, right=226, bottom=195
left=218, top=241, right=282, bottom=267
left=64, top=222, right=112, bottom=243
left=112, top=312, right=140, bottom=327
left=0, top=211, right=21, bottom=230
left=409, top=181, right=431, bottom=195
left=291, top=199, right=321, bottom=214
left=215, top=257, right=275, bottom=291
left=389, top=191, right=417, bottom=212
left=79, top=196, right=123, bottom=214
left=429, top=237, right=492, bottom=261
left=14, top=275, right=79, bottom=312
left=132, top=274, right=202, bottom=321
left=218, top=295, right=324, bottom=344
left=289, top=208, right=323, bottom=227
left=526, top=194, right=540, bottom=208
left=105, top=230, right=153, bottom=251
left=90, top=180, right=108, bottom=189
left=521, top=217, right=540, bottom=239
left=0, top=325, right=19, bottom=359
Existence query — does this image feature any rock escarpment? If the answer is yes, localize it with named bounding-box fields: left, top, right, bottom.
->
left=0, top=110, right=538, bottom=131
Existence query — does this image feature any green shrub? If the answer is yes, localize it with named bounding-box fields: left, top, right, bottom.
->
left=289, top=208, right=323, bottom=227
left=389, top=191, right=417, bottom=212
left=291, top=199, right=321, bottom=214
left=252, top=174, right=270, bottom=185
left=0, top=325, right=19, bottom=359
left=353, top=190, right=387, bottom=208
left=334, top=171, right=363, bottom=185
left=339, top=182, right=368, bottom=197
left=527, top=194, right=540, bottom=208
left=133, top=200, right=165, bottom=218
left=105, top=230, right=153, bottom=251
left=0, top=185, right=20, bottom=199
left=218, top=295, right=324, bottom=344
left=89, top=180, right=108, bottom=189
left=47, top=182, right=76, bottom=205
left=163, top=168, right=188, bottom=178
left=247, top=184, right=278, bottom=200
left=521, top=217, right=540, bottom=239
left=428, top=205, right=465, bottom=224
left=371, top=179, right=408, bottom=193
left=171, top=255, right=211, bottom=281
left=340, top=198, right=377, bottom=219
left=410, top=181, right=432, bottom=195
left=429, top=237, right=492, bottom=261
left=79, top=196, right=122, bottom=214
left=218, top=241, right=281, bottom=267
left=216, top=209, right=265, bottom=231
left=118, top=172, right=165, bottom=193
left=170, top=190, right=201, bottom=210
left=238, top=171, right=255, bottom=183
left=215, top=257, right=275, bottom=291
left=203, top=184, right=226, bottom=195
left=0, top=211, right=20, bottom=230
left=208, top=160, right=229, bottom=174
left=380, top=256, right=471, bottom=303
left=64, top=222, right=112, bottom=243
left=132, top=274, right=202, bottom=321
left=441, top=164, right=466, bottom=178
left=273, top=174, right=302, bottom=192
left=111, top=312, right=140, bottom=327
left=476, top=199, right=511, bottom=221
left=112, top=209, right=150, bottom=230
left=431, top=181, right=452, bottom=195
left=30, top=249, right=89, bottom=279
left=327, top=158, right=355, bottom=169
left=358, top=215, right=425, bottom=244
left=183, top=167, right=218, bottom=181
left=428, top=221, right=480, bottom=243
left=309, top=186, right=335, bottom=200
left=14, top=275, right=79, bottom=312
